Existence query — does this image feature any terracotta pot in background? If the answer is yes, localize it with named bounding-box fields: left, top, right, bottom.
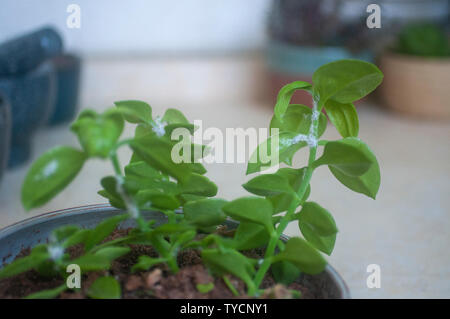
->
left=379, top=53, right=450, bottom=119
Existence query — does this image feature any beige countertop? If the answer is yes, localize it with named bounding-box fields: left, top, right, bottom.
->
left=0, top=55, right=449, bottom=298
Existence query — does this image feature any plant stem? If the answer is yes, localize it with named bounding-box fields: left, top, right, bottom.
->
left=250, top=100, right=320, bottom=295
left=110, top=151, right=148, bottom=232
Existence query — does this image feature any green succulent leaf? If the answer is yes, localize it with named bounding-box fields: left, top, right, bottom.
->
left=274, top=81, right=312, bottom=120
left=63, top=229, right=92, bottom=248
left=165, top=123, right=197, bottom=137
left=135, top=189, right=181, bottom=210
left=196, top=282, right=214, bottom=294
left=85, top=214, right=128, bottom=251
left=94, top=246, right=130, bottom=261
left=131, top=256, right=166, bottom=273
left=178, top=173, right=218, bottom=197
left=125, top=161, right=168, bottom=180
left=268, top=167, right=310, bottom=213
left=52, top=225, right=80, bottom=243
left=270, top=104, right=327, bottom=137
left=162, top=108, right=189, bottom=124
left=24, top=284, right=67, bottom=299
left=87, top=276, right=121, bottom=299
left=21, top=146, right=86, bottom=211
left=114, top=100, right=152, bottom=124
left=297, top=202, right=338, bottom=237
left=242, top=173, right=293, bottom=197
left=202, top=249, right=255, bottom=288
left=312, top=138, right=374, bottom=176
left=247, top=132, right=305, bottom=174
left=325, top=100, right=359, bottom=138
left=0, top=253, right=48, bottom=280
left=271, top=261, right=301, bottom=285
left=273, top=237, right=326, bottom=275
left=299, top=226, right=336, bottom=256
left=130, top=136, right=197, bottom=182
left=223, top=197, right=274, bottom=233
left=69, top=254, right=111, bottom=272
left=313, top=59, right=383, bottom=107
left=233, top=222, right=270, bottom=251
left=71, top=110, right=124, bottom=158
left=328, top=138, right=380, bottom=199
left=183, top=198, right=227, bottom=228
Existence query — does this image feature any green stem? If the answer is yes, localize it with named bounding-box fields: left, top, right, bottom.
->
left=249, top=100, right=320, bottom=295
left=110, top=151, right=148, bottom=232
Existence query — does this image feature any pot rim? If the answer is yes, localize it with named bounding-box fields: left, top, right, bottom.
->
left=0, top=204, right=351, bottom=299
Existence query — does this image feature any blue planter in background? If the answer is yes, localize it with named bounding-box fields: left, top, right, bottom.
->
left=0, top=92, right=11, bottom=183
left=47, top=54, right=81, bottom=126
left=0, top=27, right=63, bottom=77
left=0, top=61, right=56, bottom=168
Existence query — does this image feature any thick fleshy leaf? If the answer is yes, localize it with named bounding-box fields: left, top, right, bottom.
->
left=242, top=173, right=293, bottom=197
left=52, top=225, right=80, bottom=243
left=131, top=256, right=166, bottom=273
left=87, top=276, right=121, bottom=299
left=313, top=59, right=383, bottom=107
left=135, top=189, right=181, bottom=210
left=94, top=246, right=130, bottom=261
left=328, top=138, right=380, bottom=199
left=130, top=136, right=195, bottom=182
left=297, top=202, right=338, bottom=236
left=114, top=100, right=152, bottom=124
left=85, top=214, right=128, bottom=251
left=296, top=202, right=338, bottom=256
left=71, top=110, right=124, bottom=158
left=274, top=81, right=312, bottom=120
left=325, top=100, right=359, bottom=138
left=271, top=261, right=301, bottom=285
left=270, top=104, right=327, bottom=137
left=24, top=285, right=67, bottom=299
left=272, top=237, right=326, bottom=275
left=0, top=253, right=48, bottom=279
left=162, top=108, right=189, bottom=124
left=70, top=254, right=111, bottom=272
left=233, top=222, right=270, bottom=251
left=202, top=249, right=254, bottom=288
left=268, top=167, right=310, bottom=213
left=247, top=132, right=304, bottom=174
left=222, top=197, right=274, bottom=232
left=21, top=146, right=86, bottom=210
left=183, top=198, right=227, bottom=228
left=312, top=138, right=374, bottom=176
left=299, top=225, right=336, bottom=256
left=178, top=173, right=218, bottom=197
left=125, top=161, right=168, bottom=180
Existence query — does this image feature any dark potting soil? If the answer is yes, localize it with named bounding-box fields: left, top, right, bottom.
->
left=0, top=228, right=315, bottom=299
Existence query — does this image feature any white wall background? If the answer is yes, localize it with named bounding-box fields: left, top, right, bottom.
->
left=0, top=0, right=271, bottom=55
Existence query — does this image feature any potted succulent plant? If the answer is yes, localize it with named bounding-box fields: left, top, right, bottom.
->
left=0, top=59, right=382, bottom=299
left=379, top=23, right=450, bottom=119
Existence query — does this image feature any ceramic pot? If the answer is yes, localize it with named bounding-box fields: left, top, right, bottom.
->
left=379, top=53, right=450, bottom=119
left=0, top=61, right=57, bottom=168
left=0, top=27, right=63, bottom=77
left=0, top=92, right=11, bottom=183
left=0, top=204, right=350, bottom=299
left=47, top=54, right=82, bottom=126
